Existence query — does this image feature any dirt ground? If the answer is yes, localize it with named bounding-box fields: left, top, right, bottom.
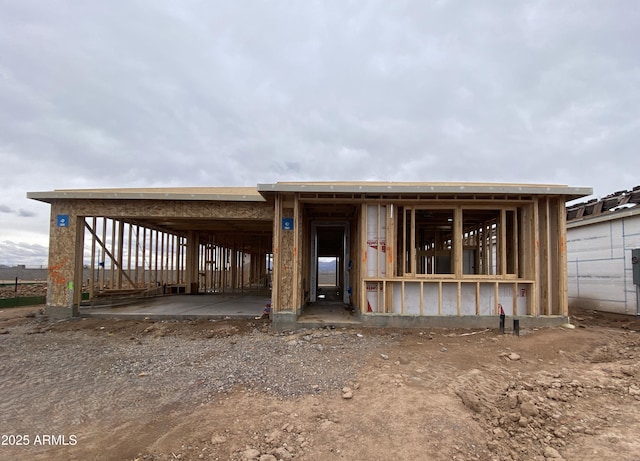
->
left=0, top=282, right=47, bottom=299
left=1, top=305, right=640, bottom=461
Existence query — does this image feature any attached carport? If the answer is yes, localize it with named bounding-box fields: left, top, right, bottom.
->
left=27, top=187, right=274, bottom=319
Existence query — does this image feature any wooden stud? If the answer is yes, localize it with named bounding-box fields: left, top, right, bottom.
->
left=73, top=215, right=85, bottom=309
left=512, top=210, right=519, bottom=277
left=487, top=221, right=493, bottom=275
left=141, top=226, right=147, bottom=288
left=542, top=198, right=551, bottom=315
left=532, top=200, right=540, bottom=316
left=360, top=203, right=367, bottom=314
left=164, top=232, right=170, bottom=286
left=293, top=193, right=299, bottom=309
left=171, top=234, right=176, bottom=285
left=240, top=240, right=245, bottom=293
left=476, top=225, right=482, bottom=275
left=84, top=222, right=136, bottom=287
left=223, top=247, right=228, bottom=293
left=154, top=229, right=159, bottom=288
left=376, top=204, right=381, bottom=278
left=481, top=221, right=487, bottom=274
left=272, top=193, right=281, bottom=312
left=127, top=224, right=133, bottom=288
left=159, top=230, right=165, bottom=287
left=557, top=198, right=569, bottom=317
left=231, top=243, right=236, bottom=291
left=110, top=219, right=116, bottom=289
left=89, top=217, right=96, bottom=299
left=410, top=207, right=416, bottom=274
left=386, top=204, right=394, bottom=312
left=454, top=207, right=463, bottom=277
left=134, top=225, right=140, bottom=287
left=115, top=219, right=122, bottom=288
left=500, top=209, right=507, bottom=275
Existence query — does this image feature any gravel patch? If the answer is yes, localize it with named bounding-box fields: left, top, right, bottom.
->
left=104, top=327, right=380, bottom=397
left=0, top=319, right=384, bottom=433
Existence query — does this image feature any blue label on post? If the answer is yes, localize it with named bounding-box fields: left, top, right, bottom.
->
left=282, top=218, right=294, bottom=230
left=57, top=215, right=69, bottom=227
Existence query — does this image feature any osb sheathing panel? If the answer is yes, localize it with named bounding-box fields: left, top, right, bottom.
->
left=295, top=204, right=306, bottom=310
left=276, top=207, right=296, bottom=312
left=54, top=199, right=274, bottom=220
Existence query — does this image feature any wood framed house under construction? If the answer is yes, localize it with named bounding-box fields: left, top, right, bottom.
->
left=28, top=181, right=591, bottom=328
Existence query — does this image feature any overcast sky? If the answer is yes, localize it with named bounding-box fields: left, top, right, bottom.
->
left=1, top=0, right=639, bottom=266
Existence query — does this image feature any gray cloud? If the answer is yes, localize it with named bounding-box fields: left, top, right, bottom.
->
left=0, top=241, right=48, bottom=267
left=17, top=209, right=36, bottom=218
left=0, top=204, right=36, bottom=217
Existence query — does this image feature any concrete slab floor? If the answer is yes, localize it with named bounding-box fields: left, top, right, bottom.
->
left=80, top=293, right=271, bottom=320
left=80, top=295, right=362, bottom=328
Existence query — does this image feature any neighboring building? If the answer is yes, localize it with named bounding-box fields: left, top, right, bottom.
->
left=567, top=186, right=640, bottom=316
left=28, top=181, right=590, bottom=328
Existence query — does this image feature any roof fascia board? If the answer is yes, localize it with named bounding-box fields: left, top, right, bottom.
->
left=257, top=182, right=592, bottom=199
left=27, top=190, right=265, bottom=203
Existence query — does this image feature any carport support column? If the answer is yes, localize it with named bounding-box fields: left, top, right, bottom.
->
left=271, top=193, right=299, bottom=329
left=45, top=202, right=84, bottom=319
left=185, top=231, right=200, bottom=294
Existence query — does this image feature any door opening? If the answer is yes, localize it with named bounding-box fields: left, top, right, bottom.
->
left=310, top=222, right=350, bottom=304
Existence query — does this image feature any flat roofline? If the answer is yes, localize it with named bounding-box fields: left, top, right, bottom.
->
left=27, top=187, right=266, bottom=204
left=27, top=182, right=593, bottom=204
left=257, top=181, right=592, bottom=200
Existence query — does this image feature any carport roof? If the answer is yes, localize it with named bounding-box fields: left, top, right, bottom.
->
left=27, top=187, right=265, bottom=203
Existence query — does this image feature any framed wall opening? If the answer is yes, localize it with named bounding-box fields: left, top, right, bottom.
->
left=310, top=222, right=350, bottom=304
left=397, top=207, right=455, bottom=276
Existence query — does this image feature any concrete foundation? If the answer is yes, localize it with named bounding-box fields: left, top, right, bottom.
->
left=269, top=312, right=568, bottom=331
left=360, top=314, right=567, bottom=329
left=270, top=312, right=298, bottom=331
left=45, top=305, right=78, bottom=319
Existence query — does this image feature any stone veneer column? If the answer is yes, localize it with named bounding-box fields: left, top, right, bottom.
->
left=45, top=201, right=83, bottom=318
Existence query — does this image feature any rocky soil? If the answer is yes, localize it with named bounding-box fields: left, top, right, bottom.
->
left=0, top=282, right=47, bottom=299
left=0, top=306, right=639, bottom=461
